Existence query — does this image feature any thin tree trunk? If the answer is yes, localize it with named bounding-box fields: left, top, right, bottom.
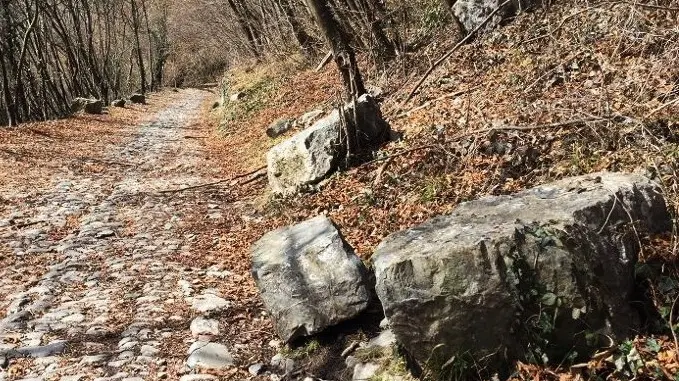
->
left=226, top=0, right=261, bottom=59
left=305, top=0, right=366, bottom=97
left=277, top=0, right=316, bottom=55
left=130, top=0, right=147, bottom=93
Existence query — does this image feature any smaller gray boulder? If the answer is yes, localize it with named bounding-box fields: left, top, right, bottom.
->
left=267, top=94, right=389, bottom=194
left=190, top=317, right=219, bottom=338
left=453, top=0, right=523, bottom=32
left=111, top=99, right=126, bottom=108
left=83, top=100, right=103, bottom=114
left=266, top=118, right=294, bottom=138
left=248, top=363, right=265, bottom=376
left=251, top=216, right=371, bottom=342
left=187, top=342, right=234, bottom=370
left=129, top=93, right=146, bottom=104
left=270, top=353, right=296, bottom=374
left=229, top=92, right=245, bottom=102
left=71, top=98, right=103, bottom=115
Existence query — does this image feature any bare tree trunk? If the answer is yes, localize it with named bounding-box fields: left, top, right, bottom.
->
left=151, top=5, right=169, bottom=88
left=141, top=0, right=155, bottom=89
left=277, top=0, right=316, bottom=56
left=0, top=49, right=16, bottom=126
left=226, top=0, right=261, bottom=59
left=305, top=0, right=366, bottom=98
left=130, top=0, right=147, bottom=93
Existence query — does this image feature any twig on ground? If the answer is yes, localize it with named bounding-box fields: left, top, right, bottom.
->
left=316, top=51, right=333, bottom=72
left=0, top=148, right=29, bottom=159
left=369, top=117, right=609, bottom=168
left=373, top=157, right=395, bottom=187
left=597, top=195, right=618, bottom=234
left=158, top=165, right=266, bottom=194
left=397, top=0, right=513, bottom=111
left=393, top=86, right=481, bottom=119
left=184, top=136, right=208, bottom=139
left=670, top=294, right=679, bottom=362
left=645, top=97, right=679, bottom=119
left=523, top=49, right=585, bottom=94
left=513, top=8, right=594, bottom=47
left=615, top=0, right=679, bottom=11
left=76, top=157, right=136, bottom=167
left=12, top=220, right=46, bottom=229
left=240, top=171, right=266, bottom=186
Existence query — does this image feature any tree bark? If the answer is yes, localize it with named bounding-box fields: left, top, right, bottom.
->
left=130, top=0, right=147, bottom=93
left=305, top=0, right=366, bottom=98
left=226, top=0, right=261, bottom=59
left=277, top=0, right=316, bottom=56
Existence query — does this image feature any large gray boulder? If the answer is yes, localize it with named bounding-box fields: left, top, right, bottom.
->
left=373, top=172, right=670, bottom=373
left=251, top=216, right=371, bottom=342
left=267, top=94, right=389, bottom=194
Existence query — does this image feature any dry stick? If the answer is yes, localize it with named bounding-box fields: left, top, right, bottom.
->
left=615, top=0, right=679, bottom=11
left=13, top=220, right=46, bottom=229
left=370, top=117, right=609, bottom=178
left=240, top=171, right=266, bottom=186
left=523, top=49, right=586, bottom=94
left=315, top=51, right=334, bottom=72
left=513, top=8, right=593, bottom=47
left=158, top=165, right=267, bottom=194
left=373, top=156, right=395, bottom=187
left=397, top=0, right=513, bottom=112
left=645, top=97, right=679, bottom=119
left=394, top=86, right=481, bottom=118
left=671, top=294, right=679, bottom=363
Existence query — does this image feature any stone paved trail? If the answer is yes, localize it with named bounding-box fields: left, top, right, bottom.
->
left=0, top=90, right=242, bottom=381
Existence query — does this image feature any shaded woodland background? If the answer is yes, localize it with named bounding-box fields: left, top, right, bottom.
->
left=0, top=0, right=460, bottom=126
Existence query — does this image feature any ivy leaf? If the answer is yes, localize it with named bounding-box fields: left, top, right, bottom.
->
left=646, top=338, right=661, bottom=354
left=541, top=292, right=557, bottom=306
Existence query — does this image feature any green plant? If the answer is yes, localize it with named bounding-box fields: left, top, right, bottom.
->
left=280, top=339, right=321, bottom=359
left=420, top=1, right=449, bottom=32
left=420, top=176, right=447, bottom=203
left=422, top=348, right=476, bottom=381
left=220, top=75, right=278, bottom=132
left=612, top=340, right=643, bottom=377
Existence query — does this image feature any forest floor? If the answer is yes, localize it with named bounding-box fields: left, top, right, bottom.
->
left=0, top=89, right=281, bottom=381
left=1, top=1, right=679, bottom=381
left=200, top=1, right=679, bottom=380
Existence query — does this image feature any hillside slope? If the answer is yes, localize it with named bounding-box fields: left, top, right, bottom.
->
left=208, top=0, right=679, bottom=379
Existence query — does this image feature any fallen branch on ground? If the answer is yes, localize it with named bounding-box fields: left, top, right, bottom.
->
left=316, top=51, right=333, bottom=72
left=615, top=0, right=679, bottom=11
left=11, top=220, right=46, bottom=229
left=394, top=86, right=481, bottom=118
left=371, top=117, right=609, bottom=183
left=645, top=97, right=679, bottom=119
left=397, top=0, right=513, bottom=112
left=158, top=165, right=267, bottom=194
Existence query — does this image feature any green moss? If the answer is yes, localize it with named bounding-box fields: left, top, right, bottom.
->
left=358, top=346, right=415, bottom=381
left=219, top=75, right=279, bottom=133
